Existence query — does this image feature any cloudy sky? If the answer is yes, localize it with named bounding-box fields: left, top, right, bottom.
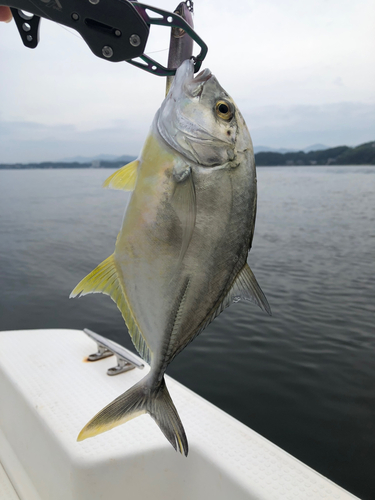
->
left=1, top=0, right=374, bottom=163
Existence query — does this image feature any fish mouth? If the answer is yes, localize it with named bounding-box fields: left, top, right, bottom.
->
left=193, top=67, right=212, bottom=84
left=172, top=59, right=212, bottom=97
left=183, top=60, right=212, bottom=97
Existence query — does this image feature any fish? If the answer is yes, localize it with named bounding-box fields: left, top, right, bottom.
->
left=70, top=59, right=271, bottom=456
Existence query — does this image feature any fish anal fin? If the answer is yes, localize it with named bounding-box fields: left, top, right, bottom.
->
left=171, top=165, right=196, bottom=266
left=70, top=254, right=117, bottom=298
left=103, top=159, right=139, bottom=191
left=70, top=255, right=151, bottom=363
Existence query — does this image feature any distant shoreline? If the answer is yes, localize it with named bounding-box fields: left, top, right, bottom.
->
left=254, top=141, right=375, bottom=166
left=1, top=141, right=374, bottom=168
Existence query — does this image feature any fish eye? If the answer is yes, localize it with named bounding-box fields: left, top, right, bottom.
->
left=215, top=100, right=233, bottom=120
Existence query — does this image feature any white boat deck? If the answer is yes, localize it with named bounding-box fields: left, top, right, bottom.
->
left=0, top=462, right=19, bottom=500
left=0, top=329, right=360, bottom=500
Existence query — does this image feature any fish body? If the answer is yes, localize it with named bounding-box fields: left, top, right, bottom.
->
left=71, top=60, right=270, bottom=455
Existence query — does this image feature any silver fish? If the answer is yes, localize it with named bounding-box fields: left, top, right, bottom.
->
left=71, top=59, right=270, bottom=456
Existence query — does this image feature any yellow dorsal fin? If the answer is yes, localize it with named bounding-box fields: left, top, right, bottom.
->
left=103, top=160, right=139, bottom=191
left=70, top=254, right=151, bottom=363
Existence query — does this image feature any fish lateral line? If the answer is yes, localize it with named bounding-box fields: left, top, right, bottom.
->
left=164, top=277, right=191, bottom=363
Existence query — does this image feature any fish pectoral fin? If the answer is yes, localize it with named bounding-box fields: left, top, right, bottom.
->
left=78, top=375, right=188, bottom=456
left=171, top=165, right=196, bottom=266
left=102, top=159, right=139, bottom=191
left=70, top=254, right=151, bottom=363
left=228, top=263, right=272, bottom=315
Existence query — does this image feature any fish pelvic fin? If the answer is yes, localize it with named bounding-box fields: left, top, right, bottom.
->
left=77, top=374, right=188, bottom=456
left=70, top=254, right=151, bottom=363
left=103, top=159, right=139, bottom=191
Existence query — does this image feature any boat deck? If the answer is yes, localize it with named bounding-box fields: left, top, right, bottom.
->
left=0, top=329, right=360, bottom=500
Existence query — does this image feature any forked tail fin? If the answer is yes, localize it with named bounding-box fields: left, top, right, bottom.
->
left=77, top=375, right=188, bottom=456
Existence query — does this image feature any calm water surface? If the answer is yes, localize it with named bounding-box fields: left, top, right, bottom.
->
left=0, top=166, right=374, bottom=499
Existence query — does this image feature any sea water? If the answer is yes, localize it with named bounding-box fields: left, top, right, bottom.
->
left=0, top=166, right=374, bottom=499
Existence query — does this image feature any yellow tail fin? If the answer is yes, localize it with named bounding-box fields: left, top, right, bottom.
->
left=77, top=375, right=188, bottom=456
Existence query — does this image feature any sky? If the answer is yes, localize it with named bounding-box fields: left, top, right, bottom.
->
left=1, top=0, right=375, bottom=163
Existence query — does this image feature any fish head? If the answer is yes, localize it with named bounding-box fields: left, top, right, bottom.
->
left=157, top=59, right=252, bottom=167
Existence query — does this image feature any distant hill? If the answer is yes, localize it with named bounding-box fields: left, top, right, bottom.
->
left=253, top=146, right=297, bottom=154
left=0, top=161, right=93, bottom=170
left=1, top=142, right=374, bottom=169
left=0, top=156, right=137, bottom=170
left=254, top=141, right=375, bottom=166
left=59, top=154, right=119, bottom=163
left=303, top=143, right=328, bottom=152
left=58, top=154, right=136, bottom=164
left=253, top=144, right=328, bottom=154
